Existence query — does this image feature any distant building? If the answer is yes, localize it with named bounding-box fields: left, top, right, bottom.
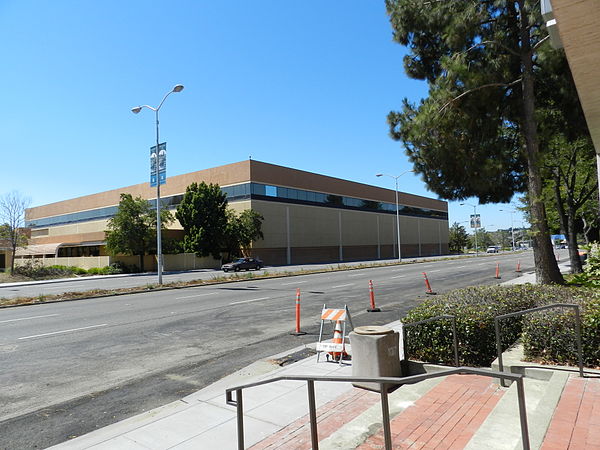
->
left=0, top=240, right=10, bottom=272
left=22, top=160, right=449, bottom=269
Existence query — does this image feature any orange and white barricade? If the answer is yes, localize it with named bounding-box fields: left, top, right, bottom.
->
left=316, top=304, right=353, bottom=365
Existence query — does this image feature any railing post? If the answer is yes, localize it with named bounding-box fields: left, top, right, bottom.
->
left=515, top=377, right=530, bottom=450
left=235, top=389, right=245, bottom=450
left=451, top=317, right=459, bottom=367
left=307, top=380, right=319, bottom=449
left=494, top=318, right=506, bottom=387
left=574, top=306, right=584, bottom=378
left=402, top=326, right=408, bottom=363
left=380, top=384, right=392, bottom=450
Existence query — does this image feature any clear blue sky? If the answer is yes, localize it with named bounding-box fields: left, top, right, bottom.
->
left=0, top=1, right=525, bottom=232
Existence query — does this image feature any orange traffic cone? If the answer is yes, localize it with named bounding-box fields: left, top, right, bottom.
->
left=329, top=320, right=347, bottom=361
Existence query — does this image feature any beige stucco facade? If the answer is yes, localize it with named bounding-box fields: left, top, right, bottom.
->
left=24, top=160, right=448, bottom=267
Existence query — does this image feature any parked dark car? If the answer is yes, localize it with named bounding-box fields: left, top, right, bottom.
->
left=222, top=257, right=263, bottom=272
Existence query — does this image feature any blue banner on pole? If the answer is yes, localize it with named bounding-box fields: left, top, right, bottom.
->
left=150, top=142, right=166, bottom=187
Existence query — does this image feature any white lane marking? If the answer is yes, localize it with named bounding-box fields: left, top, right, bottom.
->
left=43, top=286, right=79, bottom=291
left=331, top=284, right=354, bottom=289
left=176, top=292, right=217, bottom=300
left=230, top=297, right=271, bottom=306
left=477, top=263, right=486, bottom=266
left=281, top=281, right=308, bottom=286
left=455, top=265, right=466, bottom=269
left=0, top=314, right=59, bottom=324
left=347, top=273, right=365, bottom=277
left=18, top=324, right=108, bottom=340
left=390, top=275, right=405, bottom=279
left=428, top=270, right=441, bottom=273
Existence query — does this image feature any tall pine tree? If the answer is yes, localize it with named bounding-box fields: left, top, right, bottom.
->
left=386, top=0, right=562, bottom=283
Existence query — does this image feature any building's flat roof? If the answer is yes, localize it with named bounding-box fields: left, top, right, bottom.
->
left=27, top=160, right=447, bottom=221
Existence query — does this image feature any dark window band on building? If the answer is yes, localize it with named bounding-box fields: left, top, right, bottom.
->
left=26, top=182, right=447, bottom=228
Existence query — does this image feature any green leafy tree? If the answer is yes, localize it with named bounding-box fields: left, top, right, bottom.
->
left=448, top=222, right=469, bottom=253
left=222, top=209, right=241, bottom=262
left=105, top=194, right=173, bottom=272
left=0, top=191, right=30, bottom=274
left=175, top=182, right=228, bottom=259
left=223, top=209, right=265, bottom=260
left=237, top=209, right=264, bottom=255
left=385, top=0, right=562, bottom=284
left=470, top=228, right=493, bottom=251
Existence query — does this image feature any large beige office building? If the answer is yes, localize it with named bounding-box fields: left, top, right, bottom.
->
left=21, top=160, right=448, bottom=269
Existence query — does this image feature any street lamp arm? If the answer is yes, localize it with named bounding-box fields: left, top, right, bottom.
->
left=156, top=90, right=176, bottom=112
left=376, top=169, right=414, bottom=181
left=131, top=104, right=157, bottom=114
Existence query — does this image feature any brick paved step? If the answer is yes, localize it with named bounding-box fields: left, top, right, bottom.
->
left=319, top=377, right=444, bottom=449
left=541, top=376, right=600, bottom=450
left=350, top=374, right=505, bottom=449
left=323, top=371, right=570, bottom=450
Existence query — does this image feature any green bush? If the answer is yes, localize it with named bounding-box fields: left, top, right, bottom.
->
left=522, top=289, right=600, bottom=367
left=13, top=261, right=85, bottom=279
left=108, top=261, right=128, bottom=274
left=567, top=242, right=600, bottom=288
left=402, top=284, right=592, bottom=367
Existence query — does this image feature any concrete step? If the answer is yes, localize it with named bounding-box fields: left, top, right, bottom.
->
left=466, top=372, right=569, bottom=450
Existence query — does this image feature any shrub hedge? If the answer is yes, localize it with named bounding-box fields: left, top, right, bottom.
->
left=402, top=284, right=599, bottom=368
left=13, top=261, right=124, bottom=278
left=522, top=290, right=600, bottom=367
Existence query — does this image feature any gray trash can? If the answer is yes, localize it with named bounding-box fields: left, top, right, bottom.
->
left=349, top=325, right=402, bottom=392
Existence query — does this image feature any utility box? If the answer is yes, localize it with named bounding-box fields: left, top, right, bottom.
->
left=349, top=326, right=403, bottom=392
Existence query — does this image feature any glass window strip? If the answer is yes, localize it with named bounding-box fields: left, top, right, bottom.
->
left=26, top=181, right=447, bottom=228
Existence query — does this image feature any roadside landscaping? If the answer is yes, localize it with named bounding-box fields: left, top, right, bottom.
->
left=403, top=243, right=600, bottom=369
left=402, top=284, right=600, bottom=369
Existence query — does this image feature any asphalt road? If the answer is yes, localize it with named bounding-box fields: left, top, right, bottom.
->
left=0, top=251, right=547, bottom=449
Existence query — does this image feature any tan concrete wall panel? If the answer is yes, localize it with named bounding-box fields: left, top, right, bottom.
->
left=250, top=201, right=288, bottom=248
left=400, top=216, right=420, bottom=245
left=290, top=206, right=339, bottom=247
left=341, top=211, right=378, bottom=246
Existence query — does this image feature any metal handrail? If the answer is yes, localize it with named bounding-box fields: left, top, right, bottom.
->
left=494, top=303, right=583, bottom=387
left=225, top=367, right=530, bottom=450
left=402, top=315, right=459, bottom=367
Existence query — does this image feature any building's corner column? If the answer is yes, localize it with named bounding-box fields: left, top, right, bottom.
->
left=286, top=206, right=291, bottom=265
left=418, top=218, right=422, bottom=256
left=338, top=211, right=343, bottom=262
left=438, top=222, right=442, bottom=255
left=376, top=215, right=381, bottom=259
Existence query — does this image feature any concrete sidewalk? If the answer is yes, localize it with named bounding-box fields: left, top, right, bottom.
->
left=48, top=262, right=600, bottom=450
left=48, top=346, right=356, bottom=449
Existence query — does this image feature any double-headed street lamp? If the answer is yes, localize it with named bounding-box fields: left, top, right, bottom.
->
left=376, top=170, right=414, bottom=262
left=460, top=202, right=479, bottom=256
left=131, top=84, right=184, bottom=285
left=500, top=208, right=517, bottom=251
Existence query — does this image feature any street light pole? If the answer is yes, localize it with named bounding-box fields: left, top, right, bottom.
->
left=460, top=202, right=479, bottom=256
left=376, top=170, right=414, bottom=262
left=131, top=84, right=184, bottom=285
left=500, top=209, right=516, bottom=251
